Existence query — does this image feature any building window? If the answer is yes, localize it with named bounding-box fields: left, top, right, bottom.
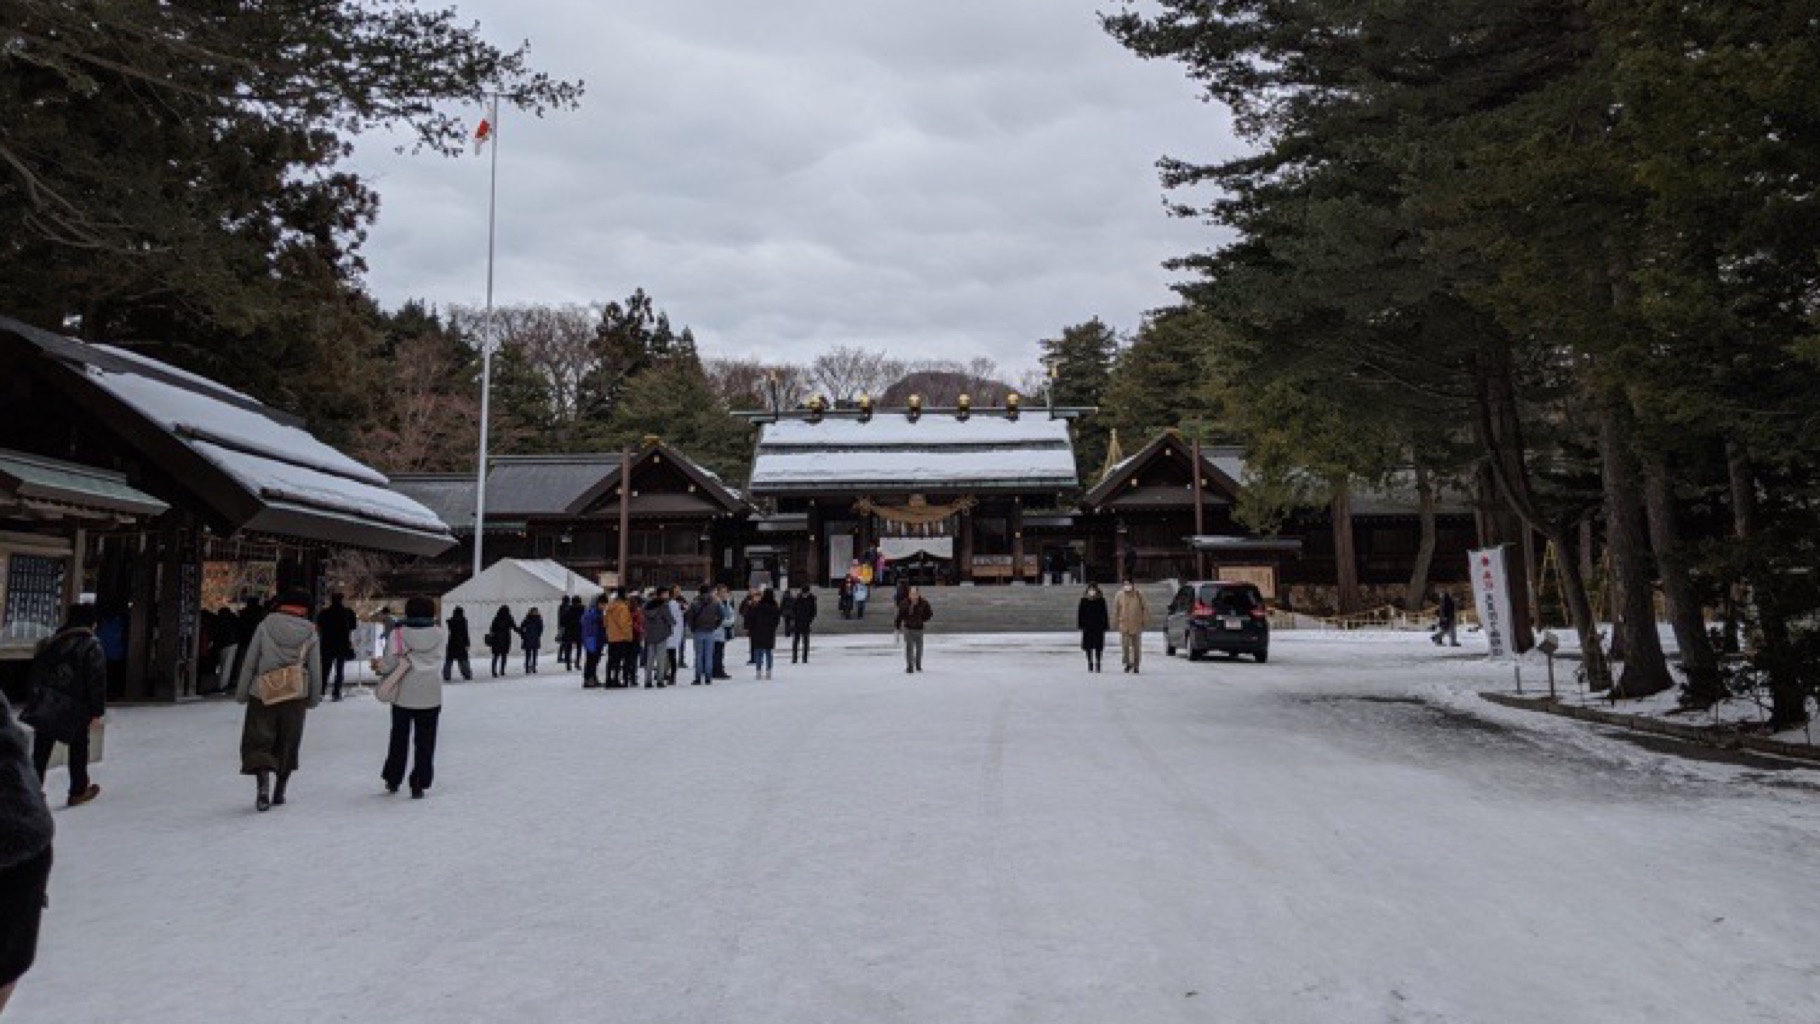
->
left=3, top=553, right=67, bottom=646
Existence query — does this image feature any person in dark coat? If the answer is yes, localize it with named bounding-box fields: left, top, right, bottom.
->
left=1121, top=540, right=1139, bottom=583
left=443, top=607, right=473, bottom=681
left=1433, top=591, right=1460, bottom=647
left=684, top=586, right=723, bottom=685
left=518, top=607, right=545, bottom=673
left=231, top=594, right=268, bottom=689
left=1076, top=584, right=1110, bottom=672
left=747, top=588, right=783, bottom=680
left=206, top=606, right=240, bottom=694
left=486, top=606, right=516, bottom=678
left=779, top=589, right=797, bottom=638
left=235, top=590, right=321, bottom=812
left=894, top=587, right=934, bottom=674
left=791, top=586, right=818, bottom=664
left=556, top=596, right=581, bottom=669
left=22, top=604, right=107, bottom=806
left=315, top=592, right=359, bottom=701
left=0, top=692, right=54, bottom=1014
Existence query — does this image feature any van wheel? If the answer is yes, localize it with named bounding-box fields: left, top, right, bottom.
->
left=1255, top=649, right=1269, bottom=664
left=1165, top=641, right=1176, bottom=657
left=1187, top=648, right=1203, bottom=662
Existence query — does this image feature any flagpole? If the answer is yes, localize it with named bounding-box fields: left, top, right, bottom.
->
left=472, top=94, right=500, bottom=579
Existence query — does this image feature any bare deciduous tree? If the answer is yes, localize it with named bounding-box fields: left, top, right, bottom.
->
left=808, top=345, right=906, bottom=403
left=704, top=358, right=813, bottom=411
left=351, top=332, right=480, bottom=474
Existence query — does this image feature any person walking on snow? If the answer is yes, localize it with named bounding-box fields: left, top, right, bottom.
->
left=1113, top=580, right=1149, bottom=674
left=580, top=595, right=606, bottom=688
left=314, top=592, right=358, bottom=702
left=713, top=585, right=736, bottom=679
left=747, top=588, right=783, bottom=679
left=641, top=589, right=674, bottom=688
left=517, top=607, right=545, bottom=673
left=1433, top=591, right=1460, bottom=647
left=685, top=586, right=724, bottom=685
left=443, top=607, right=473, bottom=681
left=486, top=606, right=516, bottom=678
left=1077, top=584, right=1110, bottom=672
left=790, top=585, right=817, bottom=663
left=895, top=586, right=934, bottom=674
left=235, top=589, right=322, bottom=812
left=22, top=603, right=107, bottom=807
left=374, top=596, right=445, bottom=798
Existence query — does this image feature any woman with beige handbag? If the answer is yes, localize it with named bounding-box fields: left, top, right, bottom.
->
left=234, top=590, right=322, bottom=812
left=373, top=596, right=445, bottom=799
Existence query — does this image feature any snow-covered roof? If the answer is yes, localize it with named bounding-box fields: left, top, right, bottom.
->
left=749, top=416, right=1079, bottom=494
left=0, top=317, right=454, bottom=555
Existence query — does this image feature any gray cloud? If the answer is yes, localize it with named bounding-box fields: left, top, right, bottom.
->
left=348, top=0, right=1240, bottom=372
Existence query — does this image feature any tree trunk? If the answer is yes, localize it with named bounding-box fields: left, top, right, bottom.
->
left=1597, top=399, right=1672, bottom=698
left=1405, top=462, right=1437, bottom=611
left=1727, top=444, right=1806, bottom=727
left=1641, top=451, right=1723, bottom=706
left=1330, top=480, right=1361, bottom=614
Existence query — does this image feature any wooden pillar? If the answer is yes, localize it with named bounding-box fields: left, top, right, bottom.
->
left=617, top=448, right=631, bottom=589
left=959, top=509, right=974, bottom=582
left=149, top=522, right=192, bottom=701
left=125, top=530, right=155, bottom=701
left=1192, top=438, right=1208, bottom=580
left=1010, top=501, right=1025, bottom=584
left=806, top=502, right=823, bottom=586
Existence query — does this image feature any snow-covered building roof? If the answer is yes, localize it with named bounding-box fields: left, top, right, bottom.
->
left=392, top=442, right=748, bottom=533
left=748, top=415, right=1080, bottom=495
left=0, top=317, right=454, bottom=556
left=1083, top=431, right=1471, bottom=517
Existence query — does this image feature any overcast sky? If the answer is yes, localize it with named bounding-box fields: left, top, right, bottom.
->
left=349, top=1, right=1239, bottom=373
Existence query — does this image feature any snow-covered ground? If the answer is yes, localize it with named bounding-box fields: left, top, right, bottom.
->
left=17, top=632, right=1820, bottom=1023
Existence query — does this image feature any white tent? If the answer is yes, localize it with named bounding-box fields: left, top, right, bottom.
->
left=439, top=559, right=602, bottom=655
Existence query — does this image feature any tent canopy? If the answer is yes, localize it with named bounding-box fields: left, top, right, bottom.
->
left=440, top=559, right=602, bottom=654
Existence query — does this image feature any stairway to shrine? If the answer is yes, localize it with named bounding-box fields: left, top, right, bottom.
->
left=797, top=581, right=1178, bottom=636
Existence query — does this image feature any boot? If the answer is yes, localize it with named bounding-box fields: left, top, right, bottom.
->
left=256, top=771, right=272, bottom=812
left=272, top=773, right=289, bottom=806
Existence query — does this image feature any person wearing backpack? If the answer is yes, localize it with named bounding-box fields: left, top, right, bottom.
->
left=518, top=607, right=546, bottom=674
left=685, top=586, right=723, bottom=685
left=374, top=596, right=445, bottom=799
left=235, top=590, right=322, bottom=812
left=22, top=604, right=107, bottom=807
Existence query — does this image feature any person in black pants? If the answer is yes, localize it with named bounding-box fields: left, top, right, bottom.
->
left=486, top=606, right=516, bottom=678
left=376, top=596, right=444, bottom=799
left=22, top=603, right=106, bottom=807
left=443, top=607, right=472, bottom=681
left=518, top=607, right=545, bottom=673
left=315, top=592, right=358, bottom=701
left=791, top=586, right=817, bottom=663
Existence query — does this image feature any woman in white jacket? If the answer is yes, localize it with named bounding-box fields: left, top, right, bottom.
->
left=375, top=596, right=446, bottom=799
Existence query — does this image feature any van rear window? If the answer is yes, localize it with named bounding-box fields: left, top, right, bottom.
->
left=1198, top=585, right=1260, bottom=614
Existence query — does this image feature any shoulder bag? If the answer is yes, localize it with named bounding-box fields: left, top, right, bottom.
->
left=253, top=635, right=318, bottom=705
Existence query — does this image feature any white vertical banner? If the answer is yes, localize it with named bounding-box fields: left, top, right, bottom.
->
left=1469, top=546, right=1514, bottom=659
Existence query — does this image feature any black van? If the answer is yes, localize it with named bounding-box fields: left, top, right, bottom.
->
left=1164, top=581, right=1270, bottom=662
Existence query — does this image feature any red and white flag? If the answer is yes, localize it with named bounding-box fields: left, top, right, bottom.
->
left=473, top=114, right=494, bottom=155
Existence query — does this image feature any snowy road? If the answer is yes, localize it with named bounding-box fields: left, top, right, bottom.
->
left=18, top=633, right=1820, bottom=1023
